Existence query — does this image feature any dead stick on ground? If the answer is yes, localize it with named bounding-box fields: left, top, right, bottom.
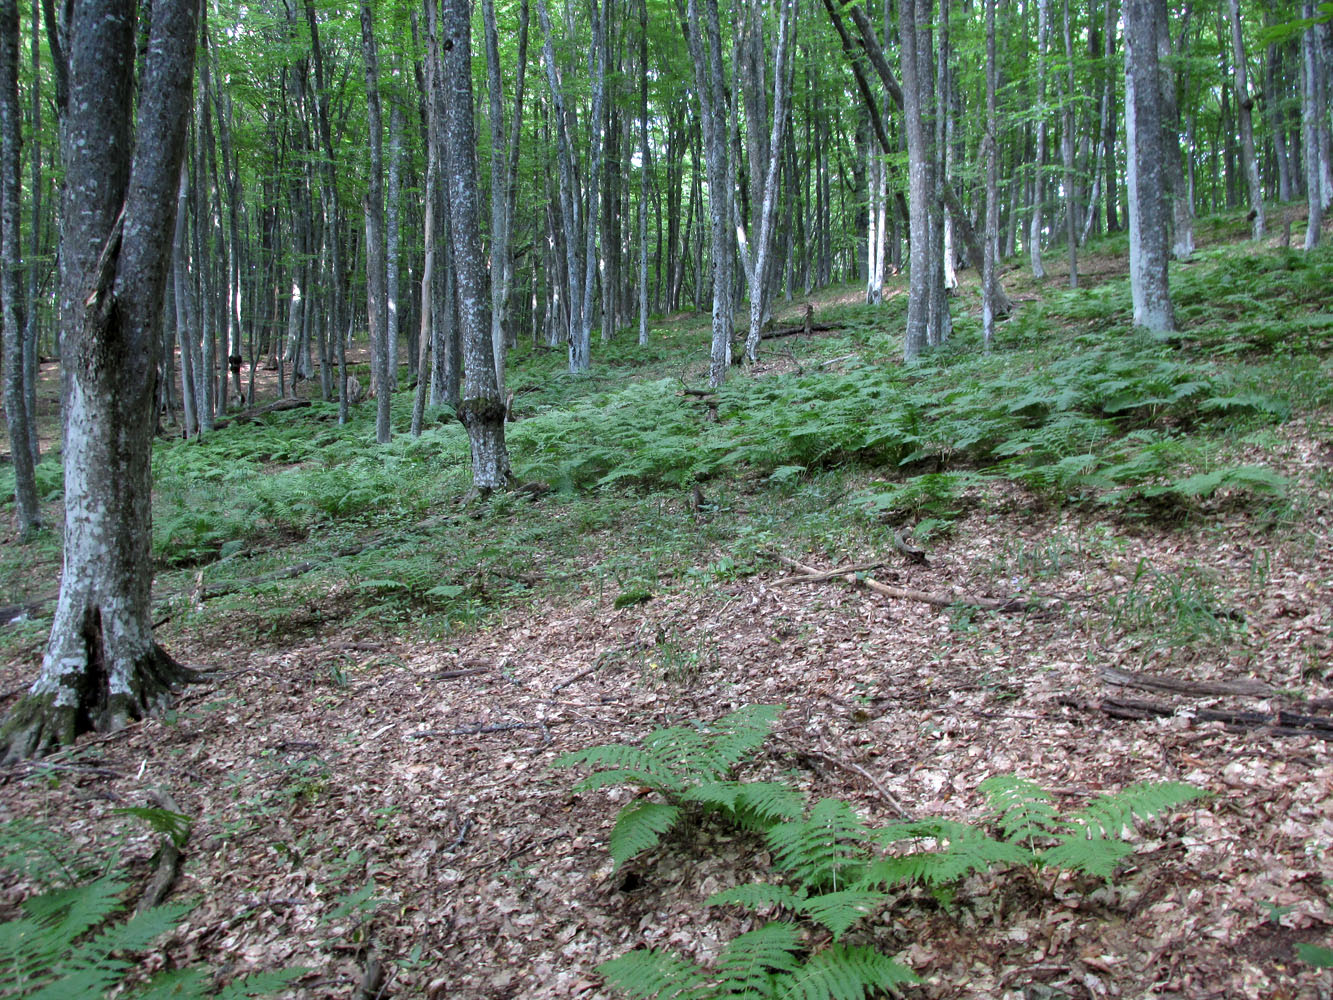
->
left=770, top=561, right=885, bottom=586
left=775, top=735, right=910, bottom=818
left=1100, top=665, right=1277, bottom=698
left=136, top=787, right=188, bottom=915
left=774, top=554, right=1032, bottom=612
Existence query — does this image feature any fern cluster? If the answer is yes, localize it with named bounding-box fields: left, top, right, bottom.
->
left=0, top=818, right=301, bottom=998
left=561, top=707, right=1206, bottom=1000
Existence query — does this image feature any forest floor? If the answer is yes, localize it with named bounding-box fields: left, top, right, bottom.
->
left=0, top=212, right=1331, bottom=1000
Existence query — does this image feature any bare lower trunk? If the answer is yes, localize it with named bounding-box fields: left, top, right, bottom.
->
left=1, top=0, right=198, bottom=762
left=1124, top=0, right=1176, bottom=332
left=440, top=0, right=511, bottom=491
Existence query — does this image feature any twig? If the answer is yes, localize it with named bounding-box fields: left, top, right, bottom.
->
left=136, top=787, right=188, bottom=914
left=447, top=815, right=473, bottom=852
left=435, top=667, right=490, bottom=680
left=776, top=736, right=910, bottom=818
left=408, top=721, right=551, bottom=738
left=552, top=665, right=599, bottom=693
left=770, top=561, right=884, bottom=586
left=772, top=553, right=1033, bottom=612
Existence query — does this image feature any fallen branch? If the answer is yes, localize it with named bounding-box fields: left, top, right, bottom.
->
left=1061, top=696, right=1333, bottom=740
left=1100, top=665, right=1276, bottom=699
left=771, top=561, right=885, bottom=586
left=777, top=736, right=910, bottom=819
left=196, top=561, right=319, bottom=602
left=757, top=322, right=843, bottom=340
left=435, top=667, right=490, bottom=680
left=773, top=554, right=1033, bottom=612
left=409, top=721, right=554, bottom=738
left=211, top=396, right=312, bottom=430
left=135, top=787, right=188, bottom=915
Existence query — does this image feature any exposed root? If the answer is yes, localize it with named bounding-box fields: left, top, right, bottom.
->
left=0, top=642, right=199, bottom=764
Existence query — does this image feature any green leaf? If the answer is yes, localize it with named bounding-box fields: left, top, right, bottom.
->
left=598, top=948, right=709, bottom=1000
left=609, top=801, right=682, bottom=869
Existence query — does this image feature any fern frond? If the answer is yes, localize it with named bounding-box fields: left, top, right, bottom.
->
left=679, top=781, right=800, bottom=832
left=774, top=944, right=918, bottom=1000
left=1064, top=781, right=1205, bottom=839
left=768, top=799, right=869, bottom=891
left=707, top=882, right=807, bottom=914
left=796, top=890, right=886, bottom=941
left=714, top=922, right=803, bottom=994
left=643, top=727, right=718, bottom=783
left=1039, top=835, right=1135, bottom=879
left=735, top=783, right=806, bottom=826
left=869, top=819, right=1028, bottom=886
left=979, top=775, right=1059, bottom=845
left=705, top=705, right=784, bottom=775
left=556, top=746, right=687, bottom=794
left=208, top=968, right=310, bottom=999
left=598, top=948, right=709, bottom=1000
left=578, top=768, right=687, bottom=795
left=610, top=801, right=683, bottom=869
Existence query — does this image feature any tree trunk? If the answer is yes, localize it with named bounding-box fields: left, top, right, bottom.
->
left=0, top=0, right=41, bottom=537
left=1228, top=0, right=1264, bottom=239
left=739, top=0, right=793, bottom=363
left=441, top=0, right=511, bottom=492
left=1303, top=2, right=1325, bottom=248
left=1124, top=0, right=1176, bottom=332
left=983, top=0, right=999, bottom=351
left=361, top=3, right=390, bottom=444
left=680, top=0, right=735, bottom=387
left=2, top=0, right=198, bottom=763
left=1030, top=0, right=1049, bottom=279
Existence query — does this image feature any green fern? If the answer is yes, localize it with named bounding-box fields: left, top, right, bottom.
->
left=767, top=799, right=870, bottom=891
left=557, top=705, right=785, bottom=869
left=609, top=802, right=684, bottom=870
left=0, top=874, right=303, bottom=999
left=772, top=945, right=918, bottom=1000
left=1040, top=781, right=1206, bottom=878
left=597, top=927, right=917, bottom=1000
left=979, top=775, right=1059, bottom=846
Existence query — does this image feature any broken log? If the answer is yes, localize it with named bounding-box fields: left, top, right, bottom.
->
left=1062, top=696, right=1333, bottom=740
left=1100, top=665, right=1276, bottom=699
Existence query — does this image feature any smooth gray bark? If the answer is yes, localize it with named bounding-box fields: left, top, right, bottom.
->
left=361, top=3, right=391, bottom=444
left=0, top=0, right=41, bottom=536
left=680, top=0, right=735, bottom=386
left=1303, top=2, right=1324, bottom=248
left=2, top=0, right=198, bottom=762
left=1030, top=0, right=1049, bottom=279
left=1124, top=0, right=1176, bottom=332
left=1228, top=0, right=1265, bottom=239
left=441, top=0, right=511, bottom=491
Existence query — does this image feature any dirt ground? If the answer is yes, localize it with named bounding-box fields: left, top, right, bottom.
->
left=0, top=407, right=1329, bottom=999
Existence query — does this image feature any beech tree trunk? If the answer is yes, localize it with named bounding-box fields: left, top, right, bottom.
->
left=1227, top=0, right=1264, bottom=239
left=1, top=0, right=198, bottom=762
left=1030, top=0, right=1049, bottom=279
left=0, top=0, right=41, bottom=537
left=1303, top=2, right=1324, bottom=248
left=440, top=0, right=511, bottom=492
left=1124, top=0, right=1176, bottom=332
left=361, top=3, right=391, bottom=444
left=680, top=0, right=735, bottom=386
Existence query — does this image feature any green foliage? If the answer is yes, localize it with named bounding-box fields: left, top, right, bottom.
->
left=556, top=705, right=784, bottom=869
left=597, top=925, right=917, bottom=1000
left=0, top=874, right=300, bottom=999
left=569, top=707, right=1206, bottom=1000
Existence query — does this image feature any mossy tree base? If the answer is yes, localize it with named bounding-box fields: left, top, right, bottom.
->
left=0, top=642, right=197, bottom=764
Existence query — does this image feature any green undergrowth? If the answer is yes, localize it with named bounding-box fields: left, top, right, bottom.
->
left=559, top=705, right=1206, bottom=1000
left=3, top=222, right=1326, bottom=650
